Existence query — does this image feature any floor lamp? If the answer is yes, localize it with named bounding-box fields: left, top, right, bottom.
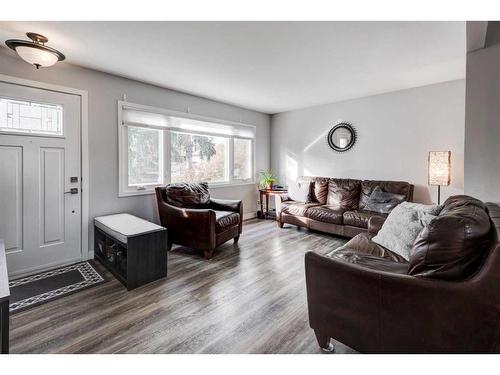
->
left=428, top=151, right=451, bottom=205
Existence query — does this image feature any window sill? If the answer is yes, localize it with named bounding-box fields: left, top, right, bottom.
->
left=209, top=181, right=256, bottom=189
left=118, top=189, right=157, bottom=198
left=118, top=181, right=256, bottom=198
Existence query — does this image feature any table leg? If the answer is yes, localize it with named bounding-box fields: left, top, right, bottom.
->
left=0, top=300, right=9, bottom=354
left=259, top=191, right=264, bottom=219
left=265, top=194, right=270, bottom=219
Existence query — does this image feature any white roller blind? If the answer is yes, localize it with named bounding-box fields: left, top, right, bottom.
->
left=122, top=105, right=255, bottom=138
left=122, top=107, right=169, bottom=129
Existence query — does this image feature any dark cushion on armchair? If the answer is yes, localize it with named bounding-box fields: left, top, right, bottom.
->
left=165, top=182, right=210, bottom=208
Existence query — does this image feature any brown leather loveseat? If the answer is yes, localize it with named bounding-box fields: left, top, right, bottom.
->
left=155, top=182, right=242, bottom=259
left=305, top=195, right=500, bottom=353
left=276, top=177, right=413, bottom=238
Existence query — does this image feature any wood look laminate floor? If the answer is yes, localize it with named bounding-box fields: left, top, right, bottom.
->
left=10, top=219, right=355, bottom=354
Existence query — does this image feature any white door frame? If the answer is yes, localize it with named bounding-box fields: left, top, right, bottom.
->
left=0, top=73, right=90, bottom=266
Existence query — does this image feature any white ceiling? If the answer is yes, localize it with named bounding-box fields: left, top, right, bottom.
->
left=0, top=21, right=466, bottom=114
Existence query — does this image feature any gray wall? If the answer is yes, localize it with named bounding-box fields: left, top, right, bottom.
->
left=464, top=43, right=500, bottom=202
left=0, top=48, right=270, bottom=250
left=271, top=80, right=465, bottom=204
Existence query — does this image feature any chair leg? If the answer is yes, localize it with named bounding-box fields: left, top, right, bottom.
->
left=234, top=235, right=240, bottom=244
left=204, top=249, right=214, bottom=260
left=314, top=330, right=335, bottom=352
left=277, top=220, right=284, bottom=228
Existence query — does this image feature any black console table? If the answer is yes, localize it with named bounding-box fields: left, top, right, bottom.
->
left=94, top=214, right=168, bottom=290
left=0, top=240, right=9, bottom=354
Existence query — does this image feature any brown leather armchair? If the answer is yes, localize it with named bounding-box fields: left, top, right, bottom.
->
left=305, top=196, right=500, bottom=353
left=155, top=182, right=242, bottom=259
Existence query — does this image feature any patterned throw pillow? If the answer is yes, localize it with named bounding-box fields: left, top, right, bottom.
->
left=372, top=202, right=441, bottom=261
left=364, top=186, right=405, bottom=214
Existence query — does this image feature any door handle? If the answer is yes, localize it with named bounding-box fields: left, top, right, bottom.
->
left=64, top=188, right=79, bottom=195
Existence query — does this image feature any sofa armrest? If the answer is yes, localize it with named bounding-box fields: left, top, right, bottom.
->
left=274, top=194, right=291, bottom=219
left=157, top=199, right=217, bottom=248
left=368, top=216, right=386, bottom=235
left=209, top=198, right=243, bottom=233
left=209, top=198, right=242, bottom=213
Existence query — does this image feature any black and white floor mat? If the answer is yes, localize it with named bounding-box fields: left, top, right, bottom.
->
left=9, top=261, right=109, bottom=313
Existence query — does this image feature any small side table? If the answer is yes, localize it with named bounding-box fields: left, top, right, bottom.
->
left=259, top=189, right=288, bottom=220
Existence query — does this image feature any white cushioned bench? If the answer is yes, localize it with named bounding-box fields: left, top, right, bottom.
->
left=94, top=214, right=165, bottom=244
left=93, top=214, right=167, bottom=290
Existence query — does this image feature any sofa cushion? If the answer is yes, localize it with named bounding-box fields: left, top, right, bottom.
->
left=215, top=211, right=240, bottom=233
left=328, top=232, right=407, bottom=263
left=343, top=209, right=387, bottom=229
left=327, top=233, right=408, bottom=274
left=281, top=201, right=321, bottom=217
left=309, top=178, right=329, bottom=204
left=326, top=178, right=361, bottom=210
left=408, top=195, right=492, bottom=280
left=359, top=180, right=412, bottom=209
left=306, top=206, right=343, bottom=224
left=363, top=186, right=405, bottom=214
left=165, top=182, right=210, bottom=208
left=372, top=202, right=438, bottom=261
left=329, top=249, right=409, bottom=274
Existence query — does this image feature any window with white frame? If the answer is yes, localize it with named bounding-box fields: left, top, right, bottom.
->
left=118, top=102, right=255, bottom=196
left=0, top=97, right=64, bottom=136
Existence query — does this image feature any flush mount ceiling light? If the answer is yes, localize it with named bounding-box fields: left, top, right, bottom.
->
left=5, top=32, right=65, bottom=69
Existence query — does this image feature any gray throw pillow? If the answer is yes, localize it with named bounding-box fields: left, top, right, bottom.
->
left=288, top=180, right=311, bottom=202
left=400, top=201, right=443, bottom=215
left=364, top=186, right=405, bottom=214
left=372, top=202, right=439, bottom=261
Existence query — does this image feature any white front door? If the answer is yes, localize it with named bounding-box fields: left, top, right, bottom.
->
left=0, top=81, right=82, bottom=278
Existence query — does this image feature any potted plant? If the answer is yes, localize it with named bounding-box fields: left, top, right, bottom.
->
left=259, top=170, right=277, bottom=190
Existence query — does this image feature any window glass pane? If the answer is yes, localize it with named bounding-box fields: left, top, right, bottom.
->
left=0, top=97, right=63, bottom=136
left=234, top=138, right=252, bottom=180
left=171, top=131, right=229, bottom=183
left=127, top=126, right=162, bottom=186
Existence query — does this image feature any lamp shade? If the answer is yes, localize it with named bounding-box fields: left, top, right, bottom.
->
left=428, top=151, right=451, bottom=186
left=5, top=32, right=65, bottom=69
left=15, top=46, right=59, bottom=67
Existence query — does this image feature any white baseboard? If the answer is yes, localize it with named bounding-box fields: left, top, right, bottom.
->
left=243, top=211, right=257, bottom=220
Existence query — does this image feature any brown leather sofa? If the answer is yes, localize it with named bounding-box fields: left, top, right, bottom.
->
left=155, top=182, right=242, bottom=259
left=275, top=177, right=414, bottom=238
left=305, top=195, right=500, bottom=353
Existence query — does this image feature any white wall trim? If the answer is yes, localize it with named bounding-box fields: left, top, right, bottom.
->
left=0, top=73, right=91, bottom=263
left=243, top=211, right=257, bottom=220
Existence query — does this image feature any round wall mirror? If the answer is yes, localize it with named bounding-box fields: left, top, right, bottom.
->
left=327, top=122, right=357, bottom=152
